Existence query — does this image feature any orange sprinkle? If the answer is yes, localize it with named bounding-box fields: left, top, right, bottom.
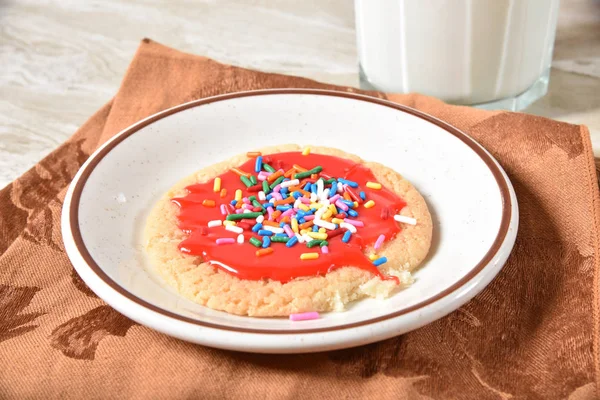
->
left=219, top=188, right=227, bottom=198
left=256, top=248, right=274, bottom=257
left=274, top=197, right=295, bottom=206
left=310, top=174, right=318, bottom=179
left=267, top=170, right=283, bottom=183
left=262, top=220, right=280, bottom=227
left=202, top=199, right=216, bottom=207
left=271, top=210, right=282, bottom=220
left=247, top=151, right=262, bottom=158
left=280, top=216, right=291, bottom=224
left=293, top=164, right=308, bottom=172
left=297, top=189, right=311, bottom=197
left=343, top=192, right=352, bottom=201
left=231, top=167, right=251, bottom=178
left=284, top=168, right=296, bottom=178
left=299, top=221, right=314, bottom=230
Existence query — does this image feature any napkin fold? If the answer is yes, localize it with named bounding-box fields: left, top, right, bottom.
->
left=1, top=39, right=599, bottom=399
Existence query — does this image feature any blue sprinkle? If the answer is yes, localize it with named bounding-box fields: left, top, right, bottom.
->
left=255, top=155, right=263, bottom=173
left=252, top=223, right=263, bottom=233
left=305, top=209, right=314, bottom=215
left=279, top=222, right=286, bottom=227
left=330, top=182, right=337, bottom=194
left=334, top=224, right=340, bottom=229
left=275, top=232, right=287, bottom=237
left=281, top=188, right=289, bottom=195
left=258, top=230, right=273, bottom=236
left=373, top=257, right=388, bottom=267
left=304, top=182, right=312, bottom=191
left=311, top=184, right=317, bottom=194
left=292, top=191, right=303, bottom=199
left=296, top=210, right=306, bottom=218
left=276, top=205, right=292, bottom=212
left=312, top=225, right=319, bottom=232
left=230, top=200, right=238, bottom=206
left=262, top=236, right=271, bottom=248
left=342, top=231, right=352, bottom=243
left=266, top=194, right=273, bottom=201
left=348, top=209, right=359, bottom=217
left=338, top=178, right=359, bottom=188
left=286, top=236, right=299, bottom=247
left=341, top=199, right=354, bottom=207
left=298, top=218, right=306, bottom=224
left=261, top=202, right=270, bottom=208
left=359, top=191, right=366, bottom=201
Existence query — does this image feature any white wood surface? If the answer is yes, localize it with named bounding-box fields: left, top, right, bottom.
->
left=1, top=0, right=599, bottom=188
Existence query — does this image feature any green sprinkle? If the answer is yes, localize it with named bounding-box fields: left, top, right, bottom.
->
left=240, top=175, right=253, bottom=187
left=263, top=163, right=276, bottom=173
left=249, top=237, right=262, bottom=248
left=306, top=239, right=323, bottom=248
left=325, top=178, right=336, bottom=184
left=250, top=175, right=258, bottom=185
left=271, top=236, right=290, bottom=243
left=226, top=212, right=263, bottom=221
left=320, top=240, right=329, bottom=247
left=270, top=176, right=285, bottom=189
left=294, top=166, right=323, bottom=179
left=248, top=195, right=257, bottom=202
left=262, top=180, right=271, bottom=194
left=252, top=199, right=263, bottom=209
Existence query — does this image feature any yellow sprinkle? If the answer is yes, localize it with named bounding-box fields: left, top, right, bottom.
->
left=307, top=232, right=327, bottom=240
left=369, top=253, right=378, bottom=261
left=312, top=203, right=323, bottom=209
left=364, top=200, right=376, bottom=209
left=298, top=204, right=310, bottom=211
left=213, top=177, right=221, bottom=192
left=235, top=189, right=243, bottom=202
left=318, top=228, right=326, bottom=233
left=302, top=147, right=311, bottom=156
left=329, top=204, right=337, bottom=214
left=300, top=252, right=319, bottom=260
left=300, top=229, right=308, bottom=235
left=322, top=210, right=332, bottom=220
left=354, top=201, right=359, bottom=208
left=291, top=218, right=299, bottom=233
left=223, top=220, right=236, bottom=227
left=366, top=182, right=382, bottom=190
left=332, top=218, right=344, bottom=224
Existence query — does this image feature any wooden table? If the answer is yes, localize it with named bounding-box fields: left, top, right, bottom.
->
left=1, top=0, right=599, bottom=188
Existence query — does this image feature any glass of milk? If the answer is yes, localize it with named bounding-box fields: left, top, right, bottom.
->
left=355, top=0, right=560, bottom=110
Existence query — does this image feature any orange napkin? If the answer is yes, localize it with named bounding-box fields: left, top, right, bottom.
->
left=1, top=39, right=599, bottom=399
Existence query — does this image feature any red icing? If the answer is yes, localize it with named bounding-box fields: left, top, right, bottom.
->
left=172, top=152, right=406, bottom=283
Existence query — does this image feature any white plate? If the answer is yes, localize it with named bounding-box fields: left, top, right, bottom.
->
left=62, top=89, right=518, bottom=353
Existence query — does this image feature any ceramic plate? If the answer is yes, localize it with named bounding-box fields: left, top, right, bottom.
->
left=62, top=89, right=518, bottom=353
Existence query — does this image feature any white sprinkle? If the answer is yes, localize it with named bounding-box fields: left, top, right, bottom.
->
left=315, top=206, right=327, bottom=219
left=337, top=184, right=344, bottom=193
left=314, top=219, right=336, bottom=230
left=237, top=234, right=244, bottom=244
left=264, top=226, right=284, bottom=234
left=115, top=192, right=127, bottom=203
left=226, top=225, right=243, bottom=234
left=269, top=198, right=276, bottom=204
left=258, top=191, right=266, bottom=201
left=310, top=193, right=318, bottom=202
left=340, top=222, right=357, bottom=233
left=302, top=234, right=313, bottom=243
left=294, top=198, right=302, bottom=209
left=296, top=233, right=305, bottom=244
left=320, top=188, right=330, bottom=201
left=280, top=179, right=299, bottom=188
left=256, top=215, right=265, bottom=224
left=316, top=179, right=324, bottom=196
left=394, top=215, right=417, bottom=225
left=243, top=209, right=253, bottom=214
left=207, top=220, right=222, bottom=228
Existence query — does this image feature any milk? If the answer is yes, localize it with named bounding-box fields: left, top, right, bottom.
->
left=355, top=0, right=560, bottom=105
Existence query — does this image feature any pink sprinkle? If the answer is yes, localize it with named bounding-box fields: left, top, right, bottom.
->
left=374, top=234, right=385, bottom=250
left=343, top=218, right=364, bottom=227
left=289, top=312, right=320, bottom=321
left=335, top=200, right=349, bottom=211
left=303, top=215, right=315, bottom=221
left=272, top=192, right=283, bottom=201
left=267, top=206, right=274, bottom=218
left=215, top=238, right=235, bottom=245
left=242, top=197, right=250, bottom=204
left=257, top=171, right=272, bottom=181
left=321, top=245, right=329, bottom=254
left=299, top=197, right=311, bottom=204
left=220, top=204, right=227, bottom=215
left=235, top=209, right=244, bottom=214
left=242, top=203, right=253, bottom=210
left=283, top=225, right=295, bottom=238
left=280, top=209, right=294, bottom=218
left=329, top=194, right=341, bottom=203
left=273, top=184, right=281, bottom=193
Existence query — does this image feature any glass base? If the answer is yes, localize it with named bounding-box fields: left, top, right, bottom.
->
left=359, top=65, right=550, bottom=112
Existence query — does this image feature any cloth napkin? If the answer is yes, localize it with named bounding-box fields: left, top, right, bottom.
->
left=1, top=39, right=599, bottom=400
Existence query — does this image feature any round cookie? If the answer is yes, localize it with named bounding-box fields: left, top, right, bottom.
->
left=144, top=144, right=432, bottom=316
